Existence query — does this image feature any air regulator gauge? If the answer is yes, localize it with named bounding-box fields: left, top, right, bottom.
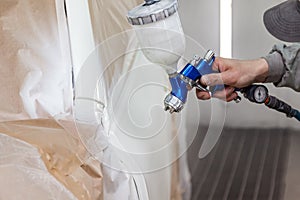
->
left=253, top=85, right=268, bottom=103
left=242, top=85, right=269, bottom=104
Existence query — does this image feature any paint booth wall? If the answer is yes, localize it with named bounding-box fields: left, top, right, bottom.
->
left=180, top=0, right=300, bottom=129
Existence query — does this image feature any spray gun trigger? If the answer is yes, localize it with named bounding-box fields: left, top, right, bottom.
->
left=179, top=74, right=209, bottom=92
left=194, top=83, right=209, bottom=92
left=194, top=80, right=209, bottom=92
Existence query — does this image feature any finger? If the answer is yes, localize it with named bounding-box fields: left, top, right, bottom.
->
left=212, top=61, right=219, bottom=72
left=226, top=92, right=238, bottom=102
left=200, top=71, right=235, bottom=87
left=212, top=57, right=221, bottom=71
left=212, top=57, right=229, bottom=72
left=196, top=90, right=211, bottom=100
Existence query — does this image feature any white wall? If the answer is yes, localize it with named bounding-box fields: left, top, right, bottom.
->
left=179, top=0, right=220, bottom=56
left=232, top=0, right=283, bottom=58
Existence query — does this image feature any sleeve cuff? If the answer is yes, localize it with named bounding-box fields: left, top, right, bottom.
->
left=263, top=51, right=285, bottom=83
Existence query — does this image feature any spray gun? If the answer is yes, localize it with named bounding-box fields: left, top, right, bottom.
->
left=127, top=0, right=236, bottom=113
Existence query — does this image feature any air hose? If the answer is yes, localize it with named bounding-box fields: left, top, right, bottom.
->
left=241, top=85, right=300, bottom=122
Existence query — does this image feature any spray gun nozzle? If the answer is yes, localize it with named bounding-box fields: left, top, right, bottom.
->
left=164, top=93, right=184, bottom=113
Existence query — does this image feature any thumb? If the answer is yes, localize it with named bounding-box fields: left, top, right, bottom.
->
left=200, top=71, right=233, bottom=86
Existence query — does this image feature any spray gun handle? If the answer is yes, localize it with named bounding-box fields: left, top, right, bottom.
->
left=194, top=51, right=239, bottom=97
left=194, top=50, right=241, bottom=102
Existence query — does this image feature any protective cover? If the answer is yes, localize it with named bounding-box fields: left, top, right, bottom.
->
left=0, top=0, right=102, bottom=199
left=0, top=119, right=103, bottom=200
left=0, top=0, right=73, bottom=121
left=76, top=0, right=192, bottom=199
left=0, top=133, right=77, bottom=200
left=0, top=0, right=191, bottom=199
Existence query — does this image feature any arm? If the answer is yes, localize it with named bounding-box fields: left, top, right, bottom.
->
left=196, top=43, right=300, bottom=101
left=264, top=43, right=300, bottom=91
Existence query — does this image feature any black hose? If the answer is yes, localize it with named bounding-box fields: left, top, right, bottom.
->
left=241, top=85, right=300, bottom=122
left=265, top=96, right=300, bottom=122
left=293, top=110, right=300, bottom=121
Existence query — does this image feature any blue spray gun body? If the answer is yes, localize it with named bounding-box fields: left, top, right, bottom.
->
left=164, top=50, right=231, bottom=113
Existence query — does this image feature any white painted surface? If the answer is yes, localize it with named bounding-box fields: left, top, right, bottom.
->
left=65, top=0, right=95, bottom=79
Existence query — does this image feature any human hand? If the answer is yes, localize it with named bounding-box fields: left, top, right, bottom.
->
left=196, top=57, right=269, bottom=102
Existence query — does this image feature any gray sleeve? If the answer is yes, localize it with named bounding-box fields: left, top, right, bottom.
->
left=263, top=43, right=300, bottom=92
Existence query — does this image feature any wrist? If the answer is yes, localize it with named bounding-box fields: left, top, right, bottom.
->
left=254, top=58, right=269, bottom=83
left=263, top=52, right=285, bottom=83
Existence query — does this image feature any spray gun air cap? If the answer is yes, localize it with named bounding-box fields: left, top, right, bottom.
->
left=127, top=0, right=178, bottom=25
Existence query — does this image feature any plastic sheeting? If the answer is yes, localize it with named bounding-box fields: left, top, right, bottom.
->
left=0, top=0, right=102, bottom=199
left=0, top=119, right=103, bottom=200
left=0, top=0, right=73, bottom=121
left=0, top=0, right=191, bottom=199
left=0, top=133, right=77, bottom=200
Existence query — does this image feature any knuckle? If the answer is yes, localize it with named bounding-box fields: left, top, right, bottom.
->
left=227, top=73, right=238, bottom=85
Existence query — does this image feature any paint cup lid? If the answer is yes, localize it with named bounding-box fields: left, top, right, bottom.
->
left=127, top=0, right=178, bottom=25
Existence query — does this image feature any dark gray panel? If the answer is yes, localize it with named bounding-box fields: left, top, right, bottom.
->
left=188, top=127, right=291, bottom=200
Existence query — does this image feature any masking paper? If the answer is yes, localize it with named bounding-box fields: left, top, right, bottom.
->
left=0, top=119, right=103, bottom=200
left=0, top=0, right=72, bottom=121
left=0, top=0, right=103, bottom=199
left=0, top=0, right=191, bottom=199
